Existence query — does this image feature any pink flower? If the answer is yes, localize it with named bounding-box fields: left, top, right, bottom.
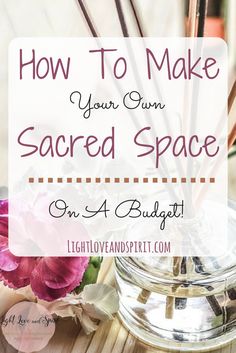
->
left=0, top=200, right=89, bottom=301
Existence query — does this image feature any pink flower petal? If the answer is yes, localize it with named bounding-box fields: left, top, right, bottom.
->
left=44, top=257, right=89, bottom=289
left=0, top=257, right=37, bottom=289
left=45, top=259, right=79, bottom=288
left=0, top=235, right=20, bottom=271
left=30, top=261, right=76, bottom=301
left=0, top=200, right=8, bottom=237
left=30, top=257, right=89, bottom=301
left=0, top=200, right=8, bottom=215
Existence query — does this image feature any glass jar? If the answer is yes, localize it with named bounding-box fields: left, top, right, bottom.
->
left=115, top=201, right=236, bottom=351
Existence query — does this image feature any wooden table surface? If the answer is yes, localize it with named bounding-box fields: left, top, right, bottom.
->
left=0, top=258, right=235, bottom=353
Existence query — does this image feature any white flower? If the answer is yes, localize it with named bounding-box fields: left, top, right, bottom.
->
left=39, top=283, right=119, bottom=335
left=79, top=283, right=119, bottom=321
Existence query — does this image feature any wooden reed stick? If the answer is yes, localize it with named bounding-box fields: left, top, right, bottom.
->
left=207, top=296, right=223, bottom=316
left=164, top=258, right=181, bottom=319
left=180, top=257, right=187, bottom=274
left=228, top=77, right=236, bottom=151
left=187, top=0, right=198, bottom=37
left=228, top=123, right=236, bottom=149
left=164, top=0, right=209, bottom=320
left=137, top=289, right=151, bottom=304
left=165, top=283, right=180, bottom=319
left=227, top=289, right=236, bottom=300
left=166, top=0, right=202, bottom=311
left=228, top=79, right=236, bottom=113
left=165, top=296, right=175, bottom=319
left=173, top=257, right=182, bottom=276
left=197, top=0, right=208, bottom=37
left=76, top=0, right=98, bottom=37
left=129, top=0, right=144, bottom=37
left=114, top=0, right=129, bottom=37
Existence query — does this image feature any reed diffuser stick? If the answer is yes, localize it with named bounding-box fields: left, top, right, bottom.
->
left=165, top=296, right=175, bottom=319
left=197, top=0, right=208, bottom=37
left=228, top=123, right=236, bottom=149
left=76, top=0, right=98, bottom=37
left=114, top=0, right=129, bottom=37
left=165, top=0, right=210, bottom=318
left=228, top=78, right=236, bottom=150
left=187, top=0, right=198, bottom=37
left=228, top=79, right=236, bottom=152
left=137, top=289, right=151, bottom=304
left=173, top=257, right=182, bottom=276
left=129, top=0, right=144, bottom=37
left=228, top=79, right=236, bottom=113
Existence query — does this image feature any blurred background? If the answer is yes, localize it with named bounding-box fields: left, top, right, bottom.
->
left=0, top=0, right=235, bottom=198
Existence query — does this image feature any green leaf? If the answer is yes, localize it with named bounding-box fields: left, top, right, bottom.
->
left=75, top=257, right=103, bottom=293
